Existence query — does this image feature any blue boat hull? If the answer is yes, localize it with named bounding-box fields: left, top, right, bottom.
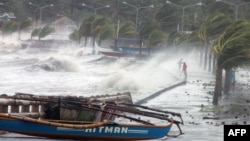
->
left=0, top=115, right=172, bottom=140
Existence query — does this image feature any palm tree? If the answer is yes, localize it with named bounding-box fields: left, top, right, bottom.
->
left=148, top=29, right=167, bottom=56
left=31, top=28, right=41, bottom=40
left=91, top=16, right=111, bottom=47
left=98, top=23, right=115, bottom=40
left=212, top=20, right=250, bottom=105
left=31, top=25, right=55, bottom=41
left=97, top=23, right=115, bottom=47
left=168, top=31, right=191, bottom=55
left=1, top=21, right=18, bottom=38
left=17, top=18, right=33, bottom=40
left=116, top=20, right=138, bottom=49
left=79, top=15, right=110, bottom=53
left=31, top=25, right=55, bottom=40
left=118, top=21, right=138, bottom=38
left=69, top=28, right=82, bottom=44
left=38, top=25, right=55, bottom=40
left=139, top=20, right=161, bottom=55
left=79, top=16, right=95, bottom=47
left=198, top=12, right=232, bottom=72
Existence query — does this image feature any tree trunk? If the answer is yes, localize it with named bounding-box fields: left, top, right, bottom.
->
left=78, top=35, right=81, bottom=44
left=199, top=42, right=204, bottom=68
left=213, top=65, right=223, bottom=105
left=204, top=42, right=209, bottom=71
left=208, top=42, right=212, bottom=72
left=212, top=54, right=216, bottom=74
left=148, top=47, right=151, bottom=56
left=92, top=36, right=96, bottom=54
left=139, top=38, right=142, bottom=55
left=223, top=69, right=231, bottom=95
left=92, top=36, right=95, bottom=47
left=208, top=53, right=212, bottom=72
left=114, top=38, right=118, bottom=50
left=18, top=31, right=21, bottom=40
left=84, top=36, right=87, bottom=47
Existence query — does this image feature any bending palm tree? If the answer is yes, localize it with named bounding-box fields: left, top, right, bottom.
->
left=198, top=12, right=232, bottom=72
left=38, top=25, right=55, bottom=40
left=212, top=20, right=250, bottom=105
left=148, top=29, right=167, bottom=56
left=18, top=18, right=33, bottom=40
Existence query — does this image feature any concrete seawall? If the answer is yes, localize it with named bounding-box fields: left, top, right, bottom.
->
left=135, top=80, right=186, bottom=105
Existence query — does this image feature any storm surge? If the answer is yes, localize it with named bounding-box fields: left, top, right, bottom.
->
left=31, top=56, right=79, bottom=72
left=98, top=56, right=179, bottom=94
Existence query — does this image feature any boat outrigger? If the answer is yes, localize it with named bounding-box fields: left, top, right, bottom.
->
left=0, top=92, right=133, bottom=122
left=0, top=92, right=184, bottom=140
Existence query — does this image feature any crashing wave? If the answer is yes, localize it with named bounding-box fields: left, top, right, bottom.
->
left=31, top=56, right=79, bottom=72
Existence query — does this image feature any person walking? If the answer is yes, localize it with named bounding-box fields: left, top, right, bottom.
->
left=182, top=61, right=187, bottom=80
left=177, top=58, right=183, bottom=72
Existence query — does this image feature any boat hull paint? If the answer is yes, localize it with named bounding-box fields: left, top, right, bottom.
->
left=0, top=118, right=172, bottom=140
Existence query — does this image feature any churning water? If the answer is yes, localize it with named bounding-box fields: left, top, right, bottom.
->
left=1, top=41, right=249, bottom=141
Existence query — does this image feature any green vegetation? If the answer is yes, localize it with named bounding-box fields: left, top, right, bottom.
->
left=1, top=0, right=250, bottom=105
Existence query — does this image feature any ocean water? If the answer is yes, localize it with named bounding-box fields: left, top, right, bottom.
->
left=0, top=41, right=248, bottom=141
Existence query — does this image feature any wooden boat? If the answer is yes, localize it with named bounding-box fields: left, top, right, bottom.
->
left=0, top=92, right=184, bottom=140
left=97, top=46, right=130, bottom=57
left=97, top=46, right=149, bottom=59
left=0, top=113, right=174, bottom=140
left=0, top=92, right=133, bottom=122
left=96, top=40, right=165, bottom=59
left=97, top=37, right=167, bottom=58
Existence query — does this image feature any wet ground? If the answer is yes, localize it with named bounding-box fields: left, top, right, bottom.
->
left=1, top=75, right=250, bottom=141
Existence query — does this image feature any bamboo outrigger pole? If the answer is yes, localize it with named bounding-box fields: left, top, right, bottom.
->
left=64, top=100, right=181, bottom=125
left=64, top=100, right=184, bottom=136
left=65, top=103, right=154, bottom=125
left=73, top=99, right=183, bottom=124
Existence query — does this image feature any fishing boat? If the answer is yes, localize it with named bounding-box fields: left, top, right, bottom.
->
left=0, top=92, right=184, bottom=140
left=97, top=45, right=150, bottom=59
left=0, top=92, right=133, bottom=122
left=97, top=45, right=130, bottom=58
left=0, top=113, right=174, bottom=140
left=97, top=37, right=168, bottom=59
